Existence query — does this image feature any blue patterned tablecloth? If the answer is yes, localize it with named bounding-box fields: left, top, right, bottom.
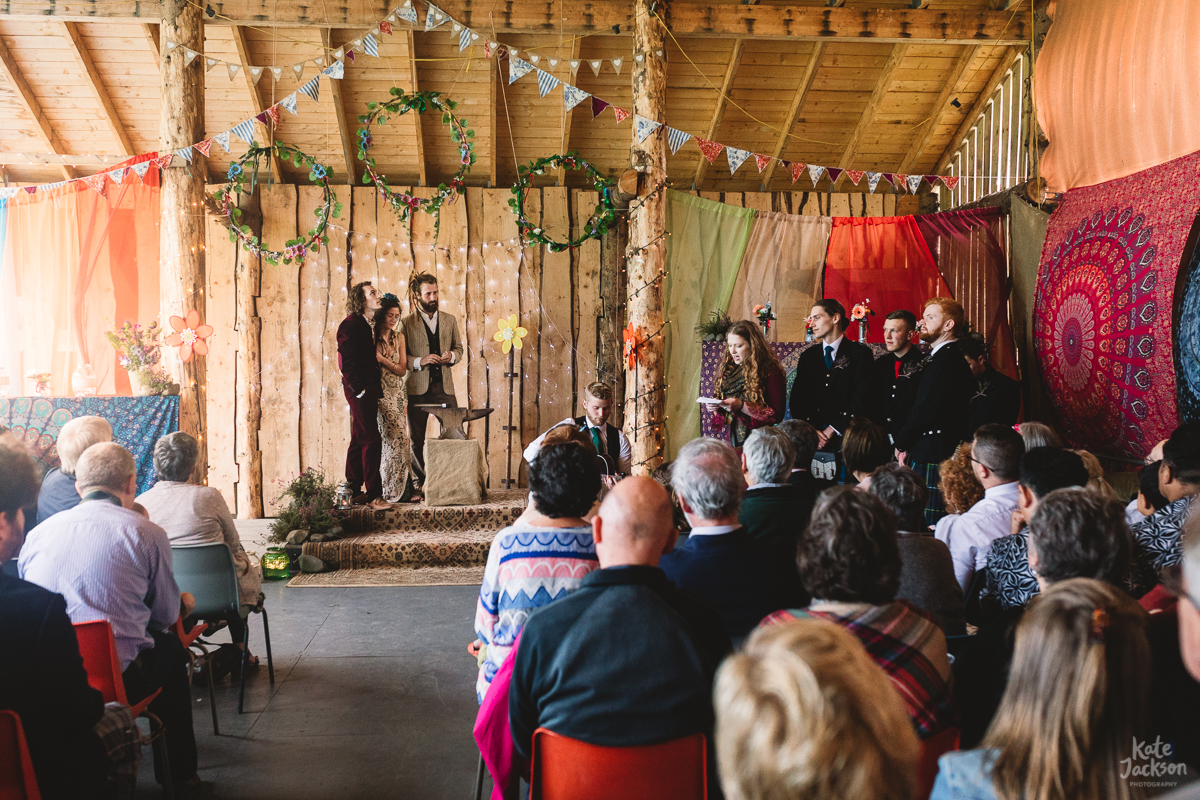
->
left=0, top=396, right=179, bottom=494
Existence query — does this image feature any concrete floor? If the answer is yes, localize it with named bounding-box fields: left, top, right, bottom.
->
left=138, top=580, right=488, bottom=799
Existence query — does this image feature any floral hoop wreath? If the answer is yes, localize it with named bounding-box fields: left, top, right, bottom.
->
left=211, top=142, right=343, bottom=266
left=508, top=152, right=618, bottom=253
left=357, top=89, right=475, bottom=240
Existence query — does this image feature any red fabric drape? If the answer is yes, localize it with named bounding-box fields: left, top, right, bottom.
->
left=915, top=208, right=1016, bottom=379
left=822, top=216, right=950, bottom=344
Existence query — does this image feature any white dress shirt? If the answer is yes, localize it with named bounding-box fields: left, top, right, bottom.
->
left=410, top=309, right=458, bottom=371
left=934, top=481, right=1020, bottom=594
left=686, top=524, right=742, bottom=537
left=930, top=339, right=954, bottom=357
left=523, top=416, right=633, bottom=475
left=821, top=334, right=844, bottom=364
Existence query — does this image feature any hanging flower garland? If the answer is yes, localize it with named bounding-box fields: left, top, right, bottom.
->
left=211, top=142, right=343, bottom=266
left=357, top=89, right=475, bottom=241
left=508, top=152, right=618, bottom=253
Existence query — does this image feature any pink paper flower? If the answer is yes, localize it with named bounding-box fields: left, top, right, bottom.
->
left=164, top=309, right=214, bottom=362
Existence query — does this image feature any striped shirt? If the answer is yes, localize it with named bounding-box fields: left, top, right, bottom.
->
left=474, top=523, right=598, bottom=702
left=19, top=500, right=180, bottom=670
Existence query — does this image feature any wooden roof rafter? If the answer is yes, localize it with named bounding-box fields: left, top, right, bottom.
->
left=231, top=25, right=284, bottom=180
left=898, top=44, right=981, bottom=174
left=692, top=38, right=744, bottom=190
left=838, top=43, right=909, bottom=170
left=405, top=29, right=426, bottom=188
left=556, top=39, right=581, bottom=187
left=759, top=41, right=825, bottom=189
left=935, top=45, right=1023, bottom=174
left=0, top=34, right=73, bottom=179
left=142, top=22, right=160, bottom=60
left=61, top=20, right=135, bottom=157
left=321, top=28, right=357, bottom=186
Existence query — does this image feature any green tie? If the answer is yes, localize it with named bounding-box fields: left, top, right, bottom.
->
left=590, top=426, right=604, bottom=455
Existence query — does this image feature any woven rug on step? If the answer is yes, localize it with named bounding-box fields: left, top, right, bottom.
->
left=288, top=565, right=485, bottom=588
left=335, top=489, right=529, bottom=535
left=301, top=528, right=495, bottom=570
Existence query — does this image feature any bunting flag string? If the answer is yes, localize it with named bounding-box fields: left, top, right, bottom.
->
left=866, top=172, right=883, bottom=193
left=667, top=127, right=692, bottom=155
left=536, top=69, right=560, bottom=98
left=807, top=164, right=825, bottom=187
left=791, top=162, right=805, bottom=183
left=635, top=115, right=662, bottom=143
left=725, top=146, right=751, bottom=175
left=611, top=106, right=631, bottom=124
left=590, top=97, right=610, bottom=119
left=754, top=153, right=771, bottom=173
left=563, top=84, right=589, bottom=113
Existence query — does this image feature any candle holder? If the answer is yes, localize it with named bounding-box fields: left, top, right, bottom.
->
left=261, top=547, right=291, bottom=580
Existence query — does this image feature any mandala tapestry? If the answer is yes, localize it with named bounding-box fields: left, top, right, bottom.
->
left=1034, top=150, right=1200, bottom=459
left=1176, top=239, right=1200, bottom=424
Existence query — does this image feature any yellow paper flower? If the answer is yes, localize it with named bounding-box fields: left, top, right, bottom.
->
left=492, top=314, right=528, bottom=354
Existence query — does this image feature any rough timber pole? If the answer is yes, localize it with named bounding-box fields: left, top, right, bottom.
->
left=160, top=0, right=208, bottom=482
left=626, top=0, right=668, bottom=474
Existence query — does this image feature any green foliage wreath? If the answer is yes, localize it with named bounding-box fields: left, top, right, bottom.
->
left=508, top=152, right=617, bottom=253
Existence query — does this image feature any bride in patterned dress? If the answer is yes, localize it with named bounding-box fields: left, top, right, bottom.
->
left=375, top=293, right=420, bottom=503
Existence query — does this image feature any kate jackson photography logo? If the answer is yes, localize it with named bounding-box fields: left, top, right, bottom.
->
left=1121, top=736, right=1188, bottom=789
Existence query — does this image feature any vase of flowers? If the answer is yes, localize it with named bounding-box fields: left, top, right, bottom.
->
left=804, top=316, right=815, bottom=342
left=753, top=302, right=777, bottom=341
left=25, top=372, right=51, bottom=396
left=850, top=299, right=875, bottom=343
left=106, top=320, right=161, bottom=395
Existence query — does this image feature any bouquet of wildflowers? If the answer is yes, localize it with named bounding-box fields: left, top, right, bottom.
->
left=105, top=321, right=161, bottom=372
left=850, top=299, right=875, bottom=322
left=753, top=302, right=776, bottom=331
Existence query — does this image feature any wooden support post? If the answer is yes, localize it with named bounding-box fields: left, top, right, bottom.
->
left=160, top=0, right=208, bottom=482
left=235, top=193, right=264, bottom=517
left=626, top=0, right=668, bottom=474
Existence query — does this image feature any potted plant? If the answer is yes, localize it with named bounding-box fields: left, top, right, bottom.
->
left=694, top=309, right=733, bottom=343
left=105, top=321, right=161, bottom=395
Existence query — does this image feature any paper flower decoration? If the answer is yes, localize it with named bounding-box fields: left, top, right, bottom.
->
left=492, top=314, right=527, bottom=354
left=165, top=309, right=214, bottom=362
left=622, top=323, right=642, bottom=371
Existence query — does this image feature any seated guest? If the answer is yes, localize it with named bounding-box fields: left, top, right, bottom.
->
left=979, top=447, right=1090, bottom=616
left=1015, top=420, right=1062, bottom=450
left=933, top=579, right=1149, bottom=800
left=1131, top=459, right=1168, bottom=522
left=938, top=442, right=985, bottom=515
left=1133, top=422, right=1200, bottom=583
left=510, top=477, right=731, bottom=767
left=35, top=415, right=112, bottom=527
left=777, top=418, right=831, bottom=512
left=0, top=443, right=108, bottom=799
left=663, top=437, right=803, bottom=645
left=710, top=320, right=787, bottom=448
left=960, top=335, right=1020, bottom=437
left=138, top=432, right=264, bottom=665
left=651, top=461, right=690, bottom=534
left=869, top=309, right=924, bottom=445
left=19, top=443, right=198, bottom=792
left=843, top=417, right=891, bottom=490
left=737, top=427, right=804, bottom=544
left=953, top=488, right=1133, bottom=748
left=523, top=381, right=630, bottom=480
left=764, top=488, right=954, bottom=739
left=715, top=619, right=920, bottom=800
left=935, top=424, right=1025, bottom=595
left=1072, top=448, right=1117, bottom=499
left=869, top=464, right=965, bottom=635
left=475, top=442, right=600, bottom=701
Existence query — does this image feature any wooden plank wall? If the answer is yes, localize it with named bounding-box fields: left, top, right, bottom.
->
left=204, top=188, right=910, bottom=515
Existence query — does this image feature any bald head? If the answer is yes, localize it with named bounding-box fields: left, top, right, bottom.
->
left=592, top=476, right=678, bottom=568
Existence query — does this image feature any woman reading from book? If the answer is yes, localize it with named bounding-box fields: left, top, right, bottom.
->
left=711, top=319, right=786, bottom=448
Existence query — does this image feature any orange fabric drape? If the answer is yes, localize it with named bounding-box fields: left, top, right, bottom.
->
left=1036, top=0, right=1200, bottom=192
left=822, top=216, right=951, bottom=344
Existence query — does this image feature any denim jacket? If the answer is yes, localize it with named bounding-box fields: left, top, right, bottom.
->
left=929, top=749, right=1000, bottom=800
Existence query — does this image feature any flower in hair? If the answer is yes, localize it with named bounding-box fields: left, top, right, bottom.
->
left=1090, top=607, right=1110, bottom=644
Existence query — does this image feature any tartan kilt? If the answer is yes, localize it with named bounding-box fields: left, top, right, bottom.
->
left=911, top=461, right=947, bottom=527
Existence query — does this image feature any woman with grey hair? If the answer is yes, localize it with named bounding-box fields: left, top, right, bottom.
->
left=137, top=432, right=263, bottom=667
left=36, top=415, right=113, bottom=527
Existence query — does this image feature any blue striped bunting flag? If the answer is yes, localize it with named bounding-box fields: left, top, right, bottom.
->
left=666, top=127, right=692, bottom=155
left=458, top=27, right=471, bottom=51
left=363, top=33, right=379, bottom=57
left=231, top=118, right=257, bottom=144
left=298, top=76, right=321, bottom=101
left=176, top=146, right=195, bottom=163
left=536, top=69, right=560, bottom=98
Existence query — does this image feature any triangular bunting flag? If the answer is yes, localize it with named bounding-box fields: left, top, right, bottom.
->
left=791, top=162, right=805, bottom=183
left=825, top=167, right=844, bottom=185
left=205, top=57, right=219, bottom=72
left=194, top=139, right=214, bottom=157
left=924, top=175, right=941, bottom=189
left=941, top=175, right=959, bottom=191
left=882, top=173, right=896, bottom=188
left=176, top=146, right=194, bottom=163
left=807, top=164, right=825, bottom=186
left=227, top=63, right=240, bottom=81
left=611, top=58, right=623, bottom=74
left=281, top=92, right=298, bottom=115
left=458, top=27, right=471, bottom=51
left=666, top=127, right=692, bottom=155
left=634, top=115, right=662, bottom=143
left=483, top=39, right=494, bottom=59
left=23, top=186, right=36, bottom=195
left=906, top=174, right=923, bottom=194
left=214, top=130, right=232, bottom=153
left=529, top=54, right=540, bottom=64
left=397, top=5, right=417, bottom=24
left=846, top=170, right=864, bottom=186
left=255, top=111, right=269, bottom=125
left=425, top=4, right=447, bottom=30
left=590, top=96, right=610, bottom=118
left=299, top=76, right=321, bottom=101
left=509, top=56, right=535, bottom=84
left=589, top=59, right=602, bottom=76
left=292, top=63, right=305, bottom=80
left=569, top=60, right=580, bottom=71
left=891, top=173, right=907, bottom=192
left=184, top=49, right=200, bottom=67
left=725, top=146, right=751, bottom=175
left=345, top=49, right=356, bottom=62
left=536, top=69, right=560, bottom=98
left=379, top=20, right=393, bottom=35
left=265, top=105, right=281, bottom=127
left=322, top=60, right=345, bottom=80
left=154, top=154, right=173, bottom=171
left=612, top=106, right=630, bottom=123
left=271, top=66, right=283, bottom=80
left=563, top=84, right=589, bottom=112
left=165, top=39, right=178, bottom=51
left=695, top=137, right=722, bottom=164
left=249, top=66, right=264, bottom=84
left=754, top=154, right=771, bottom=173
left=130, top=161, right=151, bottom=182
left=84, top=174, right=107, bottom=194
left=866, top=172, right=882, bottom=193
left=231, top=119, right=257, bottom=144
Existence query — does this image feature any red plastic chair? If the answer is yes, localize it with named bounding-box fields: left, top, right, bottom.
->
left=530, top=728, right=707, bottom=800
left=0, top=709, right=41, bottom=800
left=916, top=726, right=961, bottom=800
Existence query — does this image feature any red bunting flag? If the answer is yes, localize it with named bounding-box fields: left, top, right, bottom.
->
left=194, top=139, right=213, bottom=157
left=266, top=105, right=281, bottom=127
left=941, top=175, right=960, bottom=191
left=754, top=154, right=771, bottom=173
left=695, top=137, right=722, bottom=164
left=845, top=170, right=864, bottom=185
left=612, top=106, right=630, bottom=123
left=591, top=96, right=610, bottom=118
left=379, top=20, right=392, bottom=34
left=825, top=167, right=844, bottom=185
left=892, top=173, right=909, bottom=192
left=84, top=174, right=107, bottom=194
left=484, top=39, right=493, bottom=59
left=790, top=162, right=805, bottom=183
left=346, top=49, right=356, bottom=62
left=882, top=173, right=896, bottom=187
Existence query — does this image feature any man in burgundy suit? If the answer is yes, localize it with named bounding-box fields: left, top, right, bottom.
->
left=337, top=281, right=391, bottom=508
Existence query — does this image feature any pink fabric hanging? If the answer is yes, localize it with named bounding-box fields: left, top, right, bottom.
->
left=823, top=216, right=949, bottom=344
left=473, top=631, right=524, bottom=800
left=915, top=208, right=1016, bottom=379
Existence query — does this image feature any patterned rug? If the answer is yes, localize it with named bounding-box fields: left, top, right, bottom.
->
left=301, top=528, right=496, bottom=570
left=1034, top=150, right=1200, bottom=459
left=288, top=565, right=486, bottom=588
left=336, top=489, right=528, bottom=534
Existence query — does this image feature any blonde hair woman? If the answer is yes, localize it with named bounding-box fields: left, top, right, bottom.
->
left=931, top=578, right=1150, bottom=800
left=715, top=618, right=920, bottom=800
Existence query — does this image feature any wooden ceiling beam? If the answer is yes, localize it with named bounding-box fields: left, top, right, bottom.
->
left=0, top=34, right=73, bottom=179
left=405, top=29, right=426, bottom=188
left=935, top=45, right=1023, bottom=174
left=557, top=40, right=581, bottom=186
left=0, top=2, right=1030, bottom=43
left=232, top=25, right=284, bottom=180
left=837, top=43, right=908, bottom=170
left=898, top=43, right=980, bottom=174
left=759, top=41, right=825, bottom=189
left=321, top=28, right=356, bottom=186
left=61, top=21, right=135, bottom=157
left=692, top=38, right=744, bottom=190
left=142, top=22, right=160, bottom=60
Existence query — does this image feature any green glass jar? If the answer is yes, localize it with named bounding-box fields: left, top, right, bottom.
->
left=262, top=547, right=291, bottom=580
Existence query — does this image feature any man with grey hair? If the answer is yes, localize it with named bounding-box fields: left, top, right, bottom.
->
left=35, top=414, right=113, bottom=527
left=20, top=442, right=198, bottom=793
left=660, top=437, right=805, bottom=643
left=739, top=426, right=817, bottom=548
